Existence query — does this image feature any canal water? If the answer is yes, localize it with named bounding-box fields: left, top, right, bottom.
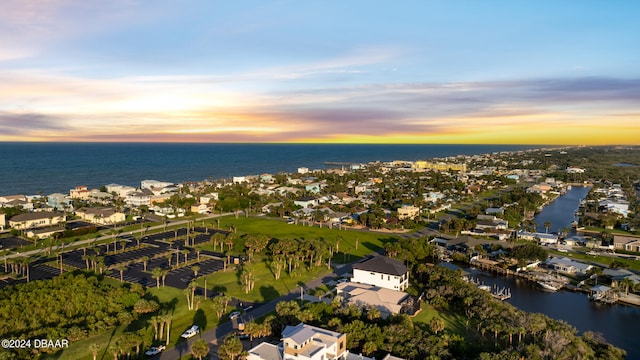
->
left=534, top=186, right=591, bottom=234
left=444, top=186, right=640, bottom=358
left=456, top=266, right=640, bottom=358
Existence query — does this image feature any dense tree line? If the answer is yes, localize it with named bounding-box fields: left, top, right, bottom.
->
left=0, top=272, right=144, bottom=357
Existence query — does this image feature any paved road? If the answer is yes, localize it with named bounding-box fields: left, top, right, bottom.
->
left=155, top=260, right=355, bottom=360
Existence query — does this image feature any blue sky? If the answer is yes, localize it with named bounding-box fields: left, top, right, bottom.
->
left=1, top=0, right=639, bottom=143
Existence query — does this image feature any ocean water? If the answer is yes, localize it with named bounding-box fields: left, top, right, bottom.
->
left=0, top=143, right=537, bottom=195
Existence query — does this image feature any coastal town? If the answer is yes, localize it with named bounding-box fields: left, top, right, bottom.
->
left=1, top=145, right=639, bottom=360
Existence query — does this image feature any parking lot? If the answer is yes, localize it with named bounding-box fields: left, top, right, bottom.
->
left=1, top=226, right=231, bottom=290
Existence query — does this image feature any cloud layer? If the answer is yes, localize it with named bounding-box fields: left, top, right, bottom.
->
left=1, top=1, right=639, bottom=144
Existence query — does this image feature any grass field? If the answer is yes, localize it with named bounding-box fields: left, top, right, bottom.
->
left=412, top=302, right=467, bottom=336
left=213, top=215, right=401, bottom=260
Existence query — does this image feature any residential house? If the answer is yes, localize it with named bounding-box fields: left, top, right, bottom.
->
left=0, top=194, right=27, bottom=207
left=46, top=193, right=73, bottom=210
left=76, top=207, right=125, bottom=225
left=105, top=184, right=137, bottom=198
left=0, top=213, right=6, bottom=230
left=518, top=231, right=558, bottom=245
left=190, top=204, right=210, bottom=214
left=423, top=191, right=445, bottom=203
left=70, top=185, right=92, bottom=200
left=613, top=235, right=640, bottom=252
left=262, top=202, right=283, bottom=214
left=200, top=193, right=219, bottom=204
left=475, top=215, right=509, bottom=231
left=298, top=167, right=309, bottom=174
left=351, top=255, right=409, bottom=291
left=125, top=189, right=153, bottom=207
left=88, top=191, right=114, bottom=204
left=335, top=282, right=413, bottom=318
left=9, top=211, right=65, bottom=230
left=397, top=205, right=419, bottom=220
left=233, top=176, right=247, bottom=184
left=294, top=197, right=317, bottom=209
left=246, top=323, right=347, bottom=360
left=599, top=199, right=630, bottom=217
left=141, top=180, right=173, bottom=190
left=485, top=207, right=505, bottom=216
left=1, top=198, right=33, bottom=211
left=545, top=257, right=593, bottom=275
left=305, top=183, right=322, bottom=194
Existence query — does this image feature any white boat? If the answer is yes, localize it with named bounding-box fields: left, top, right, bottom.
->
left=538, top=281, right=562, bottom=292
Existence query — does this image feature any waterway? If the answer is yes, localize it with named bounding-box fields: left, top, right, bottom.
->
left=455, top=266, right=640, bottom=358
left=447, top=186, right=640, bottom=358
left=534, top=186, right=591, bottom=234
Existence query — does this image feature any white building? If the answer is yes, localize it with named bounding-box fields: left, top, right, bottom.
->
left=351, top=256, right=409, bottom=291
left=298, top=167, right=309, bottom=174
left=105, top=184, right=137, bottom=198
left=546, top=257, right=593, bottom=275
left=125, top=189, right=153, bottom=207
left=141, top=180, right=173, bottom=190
left=397, top=205, right=420, bottom=220
left=247, top=323, right=348, bottom=360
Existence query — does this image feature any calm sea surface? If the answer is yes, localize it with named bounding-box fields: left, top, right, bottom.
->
left=0, top=143, right=536, bottom=195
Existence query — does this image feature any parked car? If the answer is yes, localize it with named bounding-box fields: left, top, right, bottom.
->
left=181, top=325, right=199, bottom=339
left=144, top=345, right=166, bottom=356
left=229, top=311, right=241, bottom=320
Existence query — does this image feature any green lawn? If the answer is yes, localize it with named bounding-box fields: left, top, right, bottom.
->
left=412, top=302, right=467, bottom=336
left=196, top=258, right=331, bottom=303
left=211, top=215, right=400, bottom=261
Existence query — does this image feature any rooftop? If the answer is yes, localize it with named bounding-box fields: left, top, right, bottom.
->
left=352, top=255, right=408, bottom=276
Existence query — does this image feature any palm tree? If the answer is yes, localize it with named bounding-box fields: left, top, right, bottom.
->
left=618, top=277, right=634, bottom=296
left=161, top=269, right=169, bottom=287
left=544, top=220, right=552, bottom=234
left=165, top=315, right=173, bottom=345
left=192, top=265, right=200, bottom=277
left=191, top=339, right=210, bottom=360
left=218, top=335, right=242, bottom=360
left=140, top=256, right=149, bottom=272
left=115, top=263, right=127, bottom=283
left=587, top=266, right=604, bottom=285
left=430, top=317, right=445, bottom=335
left=89, top=343, right=100, bottom=360
left=152, top=267, right=163, bottom=288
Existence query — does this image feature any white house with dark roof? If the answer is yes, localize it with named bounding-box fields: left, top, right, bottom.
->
left=351, top=255, right=409, bottom=291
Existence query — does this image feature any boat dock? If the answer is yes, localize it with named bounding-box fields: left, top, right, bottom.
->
left=465, top=276, right=512, bottom=301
